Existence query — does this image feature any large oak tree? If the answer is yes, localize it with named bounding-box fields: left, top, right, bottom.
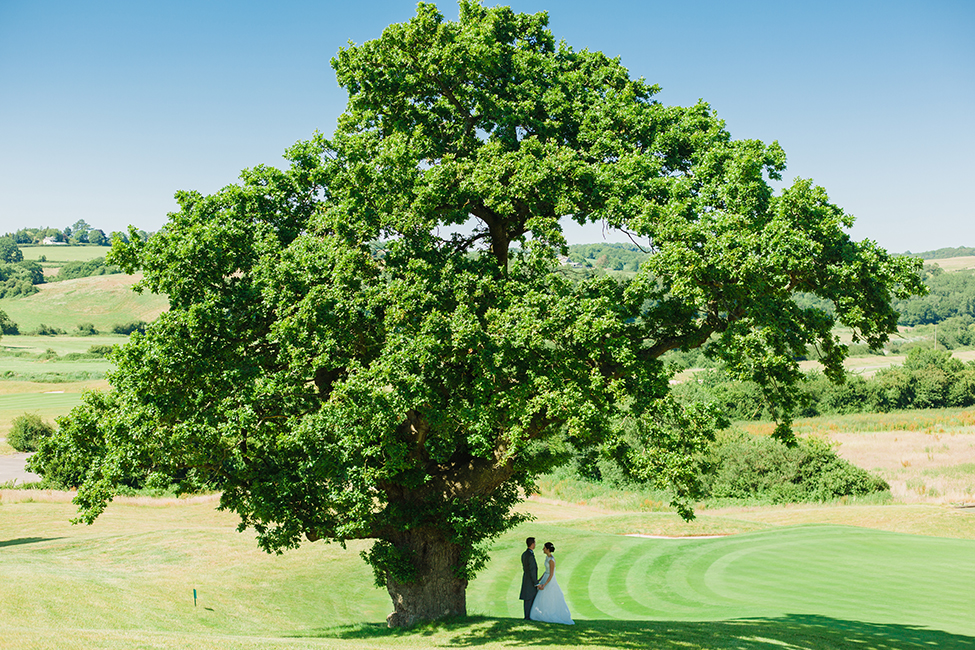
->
left=32, top=1, right=923, bottom=627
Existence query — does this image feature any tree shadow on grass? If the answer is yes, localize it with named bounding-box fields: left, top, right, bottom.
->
left=0, top=537, right=65, bottom=548
left=308, top=615, right=975, bottom=649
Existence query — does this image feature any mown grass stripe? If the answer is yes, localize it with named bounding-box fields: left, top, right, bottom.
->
left=571, top=535, right=650, bottom=620
left=696, top=525, right=975, bottom=633
left=593, top=538, right=665, bottom=618
left=632, top=540, right=729, bottom=613
left=561, top=540, right=612, bottom=619
left=471, top=538, right=524, bottom=619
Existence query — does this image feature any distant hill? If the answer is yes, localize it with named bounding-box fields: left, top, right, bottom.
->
left=903, top=246, right=975, bottom=259
left=924, top=257, right=975, bottom=272
left=0, top=273, right=168, bottom=334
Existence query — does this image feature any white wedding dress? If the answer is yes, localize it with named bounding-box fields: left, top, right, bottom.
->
left=530, top=555, right=574, bottom=625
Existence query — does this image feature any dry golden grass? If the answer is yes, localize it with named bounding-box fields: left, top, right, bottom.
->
left=740, top=409, right=975, bottom=507
left=0, top=489, right=221, bottom=506
left=927, top=255, right=975, bottom=272
left=829, top=429, right=975, bottom=504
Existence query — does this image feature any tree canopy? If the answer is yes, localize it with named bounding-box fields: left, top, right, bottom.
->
left=31, top=0, right=923, bottom=628
left=893, top=265, right=975, bottom=326
left=0, top=236, right=23, bottom=263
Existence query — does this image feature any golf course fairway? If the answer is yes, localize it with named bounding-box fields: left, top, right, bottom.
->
left=1, top=497, right=972, bottom=649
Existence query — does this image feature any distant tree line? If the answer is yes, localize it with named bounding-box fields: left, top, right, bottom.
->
left=904, top=246, right=975, bottom=259
left=673, top=348, right=975, bottom=421
left=792, top=266, right=975, bottom=336
left=5, top=220, right=149, bottom=246
left=665, top=256, right=975, bottom=421
left=567, top=242, right=648, bottom=271
left=892, top=266, right=975, bottom=326
left=0, top=244, right=44, bottom=298
left=564, top=247, right=975, bottom=329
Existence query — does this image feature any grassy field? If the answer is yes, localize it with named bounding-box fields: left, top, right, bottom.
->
left=927, top=255, right=975, bottom=272
left=738, top=408, right=975, bottom=506
left=0, top=494, right=972, bottom=650
left=2, top=413, right=973, bottom=647
left=2, top=335, right=129, bottom=356
left=0, top=273, right=167, bottom=333
left=19, top=244, right=111, bottom=263
left=0, top=335, right=125, bottom=452
left=0, top=391, right=92, bottom=453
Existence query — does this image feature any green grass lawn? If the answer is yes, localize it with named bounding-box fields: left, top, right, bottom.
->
left=0, top=355, right=111, bottom=382
left=0, top=391, right=88, bottom=452
left=2, top=335, right=129, bottom=356
left=0, top=391, right=86, bottom=416
left=0, top=496, right=972, bottom=649
left=0, top=334, right=120, bottom=451
left=19, top=245, right=112, bottom=263
left=0, top=337, right=126, bottom=421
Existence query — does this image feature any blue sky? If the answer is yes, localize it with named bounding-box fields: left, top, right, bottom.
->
left=1, top=0, right=972, bottom=253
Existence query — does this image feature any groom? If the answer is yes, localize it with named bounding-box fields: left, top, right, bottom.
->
left=520, top=537, right=538, bottom=619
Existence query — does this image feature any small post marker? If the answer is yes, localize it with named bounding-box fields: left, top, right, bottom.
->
left=193, top=589, right=197, bottom=607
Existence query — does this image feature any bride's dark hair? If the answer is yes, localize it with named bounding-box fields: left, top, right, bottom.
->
left=544, top=542, right=555, bottom=552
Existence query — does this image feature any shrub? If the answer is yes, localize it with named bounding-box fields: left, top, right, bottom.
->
left=702, top=429, right=888, bottom=504
left=15, top=260, right=45, bottom=285
left=934, top=316, right=975, bottom=350
left=0, top=310, right=18, bottom=335
left=87, top=344, right=115, bottom=357
left=0, top=261, right=43, bottom=298
left=802, top=372, right=871, bottom=415
left=866, top=368, right=912, bottom=412
left=76, top=323, right=98, bottom=336
left=55, top=258, right=121, bottom=281
left=7, top=413, right=55, bottom=452
left=948, top=368, right=975, bottom=406
left=111, top=320, right=148, bottom=335
left=0, top=236, right=23, bottom=263
left=0, top=277, right=38, bottom=298
left=671, top=370, right=769, bottom=421
left=33, top=324, right=66, bottom=336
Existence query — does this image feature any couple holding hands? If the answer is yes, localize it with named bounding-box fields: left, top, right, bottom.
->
left=519, top=537, right=574, bottom=625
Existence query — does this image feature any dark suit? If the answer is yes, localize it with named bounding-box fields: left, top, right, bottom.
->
left=520, top=547, right=538, bottom=619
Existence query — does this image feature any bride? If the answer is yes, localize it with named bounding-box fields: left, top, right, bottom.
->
left=530, top=542, right=574, bottom=625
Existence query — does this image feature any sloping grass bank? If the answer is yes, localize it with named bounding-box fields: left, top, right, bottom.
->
left=0, top=273, right=167, bottom=333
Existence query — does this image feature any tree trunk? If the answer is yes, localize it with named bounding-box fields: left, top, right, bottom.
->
left=383, top=528, right=467, bottom=628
